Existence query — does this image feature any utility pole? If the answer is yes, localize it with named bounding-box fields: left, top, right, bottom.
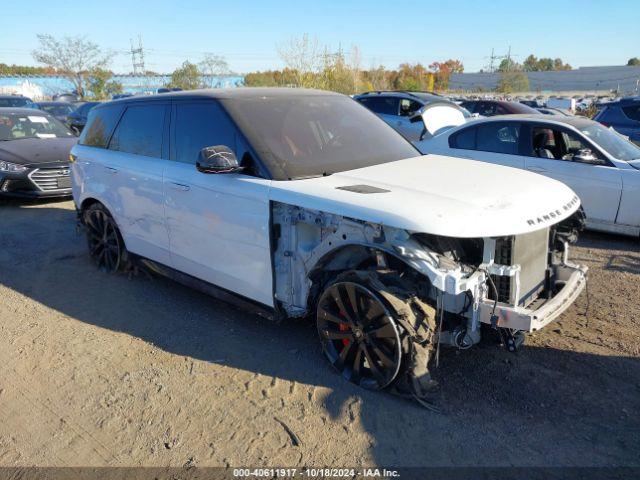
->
left=130, top=36, right=145, bottom=76
left=484, top=47, right=515, bottom=73
left=488, top=48, right=495, bottom=73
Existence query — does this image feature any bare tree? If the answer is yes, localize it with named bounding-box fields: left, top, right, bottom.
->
left=277, top=34, right=321, bottom=87
left=199, top=53, right=231, bottom=87
left=32, top=34, right=113, bottom=98
left=349, top=45, right=362, bottom=92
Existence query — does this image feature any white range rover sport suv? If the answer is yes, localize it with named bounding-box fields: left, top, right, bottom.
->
left=71, top=88, right=587, bottom=399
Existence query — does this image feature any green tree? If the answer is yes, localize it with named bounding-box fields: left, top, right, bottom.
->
left=168, top=61, right=202, bottom=90
left=553, top=58, right=572, bottom=70
left=498, top=70, right=530, bottom=93
left=32, top=34, right=113, bottom=98
left=628, top=57, right=640, bottom=66
left=497, top=58, right=521, bottom=72
left=522, top=54, right=539, bottom=72
left=86, top=68, right=123, bottom=100
left=521, top=54, right=571, bottom=71
left=0, top=63, right=57, bottom=75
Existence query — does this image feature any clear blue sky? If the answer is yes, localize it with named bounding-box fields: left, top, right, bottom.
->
left=1, top=0, right=638, bottom=74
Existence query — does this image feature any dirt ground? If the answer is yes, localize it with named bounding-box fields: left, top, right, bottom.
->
left=0, top=199, right=638, bottom=468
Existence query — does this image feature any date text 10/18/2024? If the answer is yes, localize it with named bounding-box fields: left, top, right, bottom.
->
left=232, top=468, right=401, bottom=478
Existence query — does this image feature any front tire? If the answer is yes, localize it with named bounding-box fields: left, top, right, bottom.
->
left=83, top=203, right=128, bottom=273
left=316, top=270, right=438, bottom=396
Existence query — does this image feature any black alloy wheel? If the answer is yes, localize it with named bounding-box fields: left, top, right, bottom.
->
left=84, top=205, right=124, bottom=273
left=317, top=281, right=402, bottom=390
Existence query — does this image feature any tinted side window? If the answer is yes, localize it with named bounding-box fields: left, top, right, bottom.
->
left=109, top=105, right=165, bottom=157
left=358, top=97, right=400, bottom=115
left=476, top=123, right=520, bottom=154
left=174, top=102, right=237, bottom=164
left=76, top=103, right=96, bottom=115
left=478, top=103, right=498, bottom=116
left=79, top=105, right=123, bottom=147
left=459, top=101, right=476, bottom=113
left=622, top=105, right=640, bottom=121
left=450, top=127, right=476, bottom=149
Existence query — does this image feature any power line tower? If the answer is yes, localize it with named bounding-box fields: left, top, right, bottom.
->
left=484, top=46, right=515, bottom=73
left=486, top=48, right=497, bottom=73
left=130, top=36, right=145, bottom=76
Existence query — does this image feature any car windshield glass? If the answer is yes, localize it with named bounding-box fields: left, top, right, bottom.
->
left=39, top=104, right=74, bottom=116
left=221, top=94, right=419, bottom=180
left=580, top=123, right=640, bottom=161
left=0, top=112, right=74, bottom=141
left=0, top=98, right=29, bottom=107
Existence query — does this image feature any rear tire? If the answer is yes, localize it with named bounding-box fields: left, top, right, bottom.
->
left=83, top=203, right=129, bottom=273
left=316, top=270, right=438, bottom=396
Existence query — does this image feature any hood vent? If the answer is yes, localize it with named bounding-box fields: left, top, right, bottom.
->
left=336, top=184, right=390, bottom=194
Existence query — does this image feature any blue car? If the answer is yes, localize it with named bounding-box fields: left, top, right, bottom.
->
left=353, top=91, right=466, bottom=141
left=593, top=96, right=640, bottom=146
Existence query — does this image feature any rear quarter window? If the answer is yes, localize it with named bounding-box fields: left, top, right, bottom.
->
left=357, top=96, right=400, bottom=115
left=476, top=123, right=520, bottom=154
left=450, top=127, right=476, bottom=149
left=108, top=104, right=166, bottom=157
left=622, top=104, right=640, bottom=122
left=79, top=105, right=124, bottom=147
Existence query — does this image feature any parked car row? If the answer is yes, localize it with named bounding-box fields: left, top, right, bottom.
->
left=355, top=90, right=640, bottom=237
left=0, top=94, right=102, bottom=134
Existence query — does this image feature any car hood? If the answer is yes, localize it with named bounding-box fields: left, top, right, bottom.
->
left=0, top=137, right=77, bottom=167
left=268, top=154, right=581, bottom=238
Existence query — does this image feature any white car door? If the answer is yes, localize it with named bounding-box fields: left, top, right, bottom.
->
left=163, top=101, right=273, bottom=306
left=524, top=125, right=622, bottom=225
left=102, top=102, right=171, bottom=265
left=616, top=167, right=640, bottom=228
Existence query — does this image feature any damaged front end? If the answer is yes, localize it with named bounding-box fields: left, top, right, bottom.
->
left=272, top=201, right=587, bottom=351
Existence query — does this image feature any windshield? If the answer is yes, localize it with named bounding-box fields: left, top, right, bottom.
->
left=39, top=104, right=74, bottom=116
left=580, top=123, right=640, bottom=161
left=221, top=94, right=420, bottom=180
left=0, top=97, right=30, bottom=107
left=0, top=112, right=74, bottom=141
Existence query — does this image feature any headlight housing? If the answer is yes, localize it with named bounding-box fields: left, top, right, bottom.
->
left=0, top=161, right=28, bottom=173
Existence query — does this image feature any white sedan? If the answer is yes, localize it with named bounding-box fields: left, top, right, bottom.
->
left=416, top=115, right=640, bottom=237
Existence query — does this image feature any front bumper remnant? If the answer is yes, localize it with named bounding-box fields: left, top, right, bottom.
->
left=478, top=264, right=588, bottom=332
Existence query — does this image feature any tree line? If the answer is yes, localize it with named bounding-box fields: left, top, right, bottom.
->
left=7, top=34, right=636, bottom=98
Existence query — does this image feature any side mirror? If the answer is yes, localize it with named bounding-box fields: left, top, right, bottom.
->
left=196, top=145, right=242, bottom=174
left=573, top=148, right=602, bottom=165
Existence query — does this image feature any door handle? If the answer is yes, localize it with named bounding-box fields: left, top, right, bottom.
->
left=169, top=182, right=190, bottom=191
left=105, top=166, right=119, bottom=174
left=528, top=167, right=548, bottom=173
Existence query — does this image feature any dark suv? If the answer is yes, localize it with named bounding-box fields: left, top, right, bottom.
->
left=66, top=101, right=101, bottom=134
left=593, top=96, right=640, bottom=146
left=0, top=95, right=34, bottom=108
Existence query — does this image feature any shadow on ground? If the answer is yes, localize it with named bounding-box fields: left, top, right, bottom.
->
left=1, top=202, right=639, bottom=466
left=574, top=231, right=640, bottom=275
